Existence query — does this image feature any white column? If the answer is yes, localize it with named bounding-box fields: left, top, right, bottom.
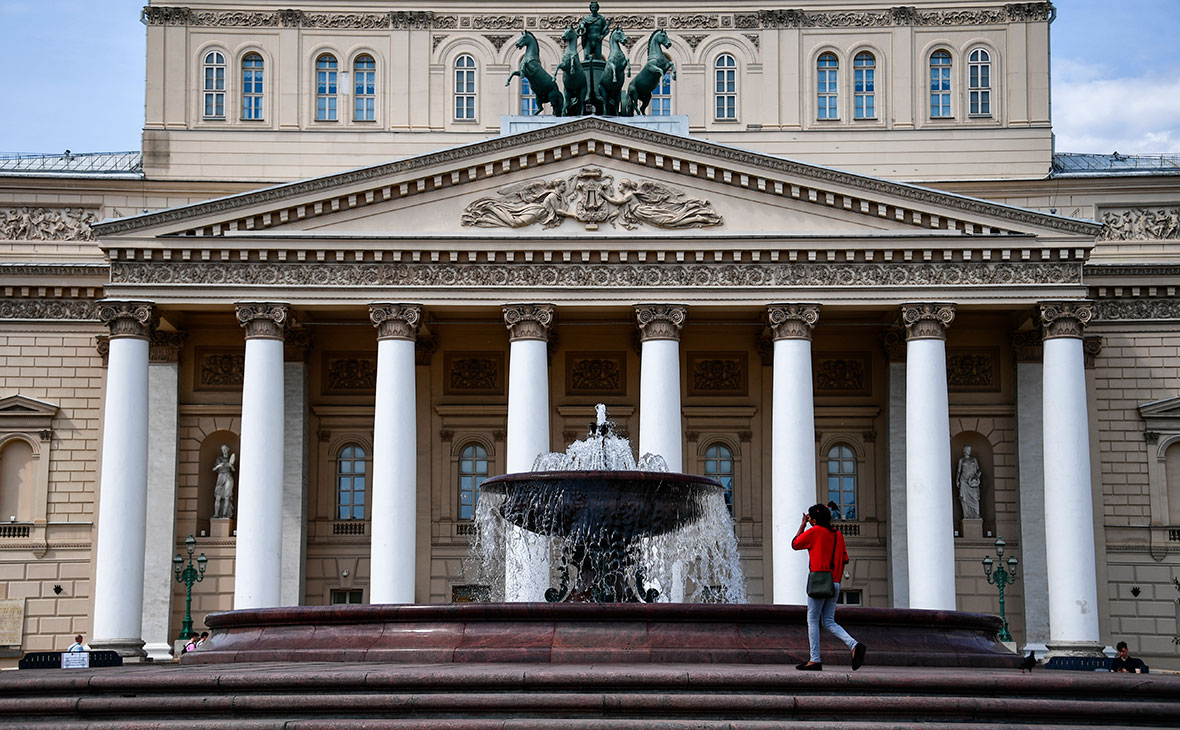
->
left=141, top=331, right=182, bottom=661
left=767, top=304, right=819, bottom=605
left=1041, top=301, right=1102, bottom=654
left=1014, top=335, right=1050, bottom=655
left=901, top=303, right=957, bottom=611
left=233, top=303, right=289, bottom=609
left=369, top=304, right=421, bottom=604
left=503, top=304, right=554, bottom=602
left=281, top=344, right=309, bottom=608
left=636, top=305, right=686, bottom=471
left=92, top=301, right=155, bottom=659
left=886, top=347, right=909, bottom=608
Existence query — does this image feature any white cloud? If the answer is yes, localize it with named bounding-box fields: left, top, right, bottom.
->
left=1052, top=60, right=1180, bottom=154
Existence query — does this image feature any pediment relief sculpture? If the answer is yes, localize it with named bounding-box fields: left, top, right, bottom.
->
left=460, top=167, right=722, bottom=231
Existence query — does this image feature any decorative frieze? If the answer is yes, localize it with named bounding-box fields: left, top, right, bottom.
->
left=111, top=260, right=1084, bottom=289
left=196, top=349, right=245, bottom=390
left=687, top=353, right=747, bottom=396
left=148, top=330, right=185, bottom=364
left=753, top=3, right=1047, bottom=28
left=901, top=303, right=955, bottom=341
left=1040, top=301, right=1093, bottom=340
left=1094, top=298, right=1180, bottom=322
left=1099, top=208, right=1180, bottom=241
left=0, top=298, right=98, bottom=321
left=814, top=354, right=870, bottom=394
left=767, top=303, right=820, bottom=341
left=567, top=352, right=626, bottom=395
left=369, top=303, right=421, bottom=341
left=323, top=353, right=378, bottom=393
left=1, top=207, right=98, bottom=241
left=235, top=302, right=290, bottom=340
left=947, top=349, right=998, bottom=391
left=502, top=304, right=554, bottom=342
left=635, top=304, right=686, bottom=342
left=98, top=300, right=156, bottom=340
left=471, top=15, right=522, bottom=30
left=444, top=352, right=504, bottom=395
left=143, top=7, right=433, bottom=29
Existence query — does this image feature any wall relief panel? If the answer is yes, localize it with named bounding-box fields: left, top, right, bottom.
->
left=814, top=353, right=871, bottom=396
left=947, top=348, right=999, bottom=392
left=1099, top=207, right=1180, bottom=240
left=1, top=207, right=98, bottom=241
left=196, top=348, right=245, bottom=391
left=444, top=352, right=504, bottom=395
left=566, top=352, right=627, bottom=396
left=322, top=352, right=378, bottom=394
left=687, top=352, right=747, bottom=396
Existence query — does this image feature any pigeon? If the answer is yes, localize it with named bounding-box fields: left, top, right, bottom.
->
left=1020, top=651, right=1037, bottom=673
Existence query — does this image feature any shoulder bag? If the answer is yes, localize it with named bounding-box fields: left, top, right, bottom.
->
left=805, top=528, right=839, bottom=599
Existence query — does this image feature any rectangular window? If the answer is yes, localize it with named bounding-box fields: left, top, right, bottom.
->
left=715, top=69, right=736, bottom=119
left=817, top=55, right=839, bottom=120
left=853, top=56, right=875, bottom=120
left=650, top=72, right=672, bottom=116
left=330, top=589, right=363, bottom=604
left=837, top=590, right=862, bottom=606
left=242, top=56, right=263, bottom=120
left=969, top=64, right=991, bottom=116
left=316, top=57, right=338, bottom=121
left=519, top=76, right=537, bottom=115
left=354, top=58, right=376, bottom=121
left=454, top=62, right=476, bottom=120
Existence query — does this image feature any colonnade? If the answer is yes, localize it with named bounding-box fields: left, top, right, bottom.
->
left=88, top=299, right=1102, bottom=658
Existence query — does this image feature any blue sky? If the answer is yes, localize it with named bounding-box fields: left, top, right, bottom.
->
left=0, top=0, right=1177, bottom=156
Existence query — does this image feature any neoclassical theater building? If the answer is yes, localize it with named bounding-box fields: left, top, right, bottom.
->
left=1, top=0, right=1179, bottom=667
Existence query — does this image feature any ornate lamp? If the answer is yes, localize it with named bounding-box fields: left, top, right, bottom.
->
left=981, top=536, right=1019, bottom=642
left=173, top=534, right=207, bottom=643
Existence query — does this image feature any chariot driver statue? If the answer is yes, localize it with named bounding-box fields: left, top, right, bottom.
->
left=577, top=2, right=611, bottom=61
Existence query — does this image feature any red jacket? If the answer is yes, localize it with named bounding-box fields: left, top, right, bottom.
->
left=791, top=526, right=848, bottom=575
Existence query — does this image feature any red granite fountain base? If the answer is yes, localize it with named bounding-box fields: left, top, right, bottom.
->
left=188, top=603, right=1019, bottom=668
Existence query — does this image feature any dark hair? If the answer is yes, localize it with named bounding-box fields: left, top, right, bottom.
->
left=1116, top=641, right=1128, bottom=651
left=808, top=503, right=833, bottom=529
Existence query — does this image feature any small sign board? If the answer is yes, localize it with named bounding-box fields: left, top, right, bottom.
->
left=60, top=651, right=90, bottom=669
left=0, top=598, right=23, bottom=648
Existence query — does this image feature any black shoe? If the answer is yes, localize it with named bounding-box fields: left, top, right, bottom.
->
left=795, top=662, right=822, bottom=671
left=852, top=643, right=866, bottom=670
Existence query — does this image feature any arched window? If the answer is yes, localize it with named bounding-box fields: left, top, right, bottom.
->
left=458, top=443, right=489, bottom=520
left=202, top=51, right=226, bottom=118
left=853, top=52, right=876, bottom=120
left=826, top=444, right=857, bottom=520
left=0, top=439, right=33, bottom=523
left=929, top=50, right=952, bottom=118
left=336, top=444, right=366, bottom=520
left=714, top=54, right=737, bottom=120
left=1166, top=442, right=1180, bottom=526
left=817, top=52, right=839, bottom=120
left=968, top=48, right=991, bottom=117
left=354, top=55, right=376, bottom=121
left=650, top=71, right=673, bottom=116
left=241, top=53, right=263, bottom=120
left=315, top=53, right=338, bottom=121
left=454, top=54, right=476, bottom=120
left=519, top=76, right=537, bottom=115
left=703, top=443, right=735, bottom=513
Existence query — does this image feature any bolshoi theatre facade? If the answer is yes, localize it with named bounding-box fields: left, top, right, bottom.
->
left=1, top=0, right=1179, bottom=669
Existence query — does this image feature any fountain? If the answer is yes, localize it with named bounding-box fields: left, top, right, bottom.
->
left=470, top=404, right=746, bottom=604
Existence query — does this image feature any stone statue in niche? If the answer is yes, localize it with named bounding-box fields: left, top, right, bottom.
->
left=212, top=445, right=237, bottom=519
left=955, top=445, right=982, bottom=520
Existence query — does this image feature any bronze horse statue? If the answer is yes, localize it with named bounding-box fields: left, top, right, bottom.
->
left=557, top=26, right=587, bottom=116
left=597, top=27, right=629, bottom=116
left=507, top=30, right=563, bottom=115
left=622, top=29, right=675, bottom=116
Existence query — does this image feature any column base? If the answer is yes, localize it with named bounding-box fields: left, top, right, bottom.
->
left=1044, top=640, right=1106, bottom=658
left=142, top=641, right=174, bottom=662
left=1020, top=641, right=1049, bottom=659
left=89, top=638, right=147, bottom=663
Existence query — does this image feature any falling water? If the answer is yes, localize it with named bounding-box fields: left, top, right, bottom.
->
left=466, top=404, right=746, bottom=603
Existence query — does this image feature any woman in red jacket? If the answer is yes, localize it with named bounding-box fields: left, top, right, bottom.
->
left=791, top=503, right=866, bottom=671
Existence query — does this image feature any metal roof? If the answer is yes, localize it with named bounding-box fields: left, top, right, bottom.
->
left=1051, top=152, right=1180, bottom=177
left=0, top=151, right=143, bottom=178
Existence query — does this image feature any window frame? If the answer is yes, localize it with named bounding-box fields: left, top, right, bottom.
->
left=713, top=53, right=737, bottom=121
left=315, top=52, right=339, bottom=122
left=702, top=442, right=736, bottom=514
left=650, top=71, right=673, bottom=116
left=824, top=442, right=858, bottom=521
left=967, top=47, right=992, bottom=118
left=816, top=51, right=840, bottom=121
left=353, top=54, right=377, bottom=122
left=453, top=53, right=477, bottom=122
left=519, top=75, right=538, bottom=116
left=457, top=441, right=490, bottom=521
left=240, top=52, right=264, bottom=121
left=853, top=51, right=876, bottom=121
left=929, top=49, right=953, bottom=119
left=335, top=443, right=368, bottom=521
left=202, top=50, right=227, bottom=120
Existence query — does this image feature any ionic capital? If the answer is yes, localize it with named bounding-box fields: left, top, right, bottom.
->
left=369, top=303, right=421, bottom=341
left=635, top=304, right=687, bottom=342
left=767, top=303, right=820, bottom=341
left=236, top=302, right=290, bottom=340
left=502, top=303, right=554, bottom=342
left=97, top=300, right=157, bottom=340
left=1039, top=300, right=1094, bottom=340
left=901, top=303, right=955, bottom=341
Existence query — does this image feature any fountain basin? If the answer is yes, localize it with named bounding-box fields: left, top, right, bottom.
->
left=187, top=603, right=1019, bottom=668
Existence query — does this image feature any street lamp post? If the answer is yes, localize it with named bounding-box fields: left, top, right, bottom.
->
left=173, top=534, right=207, bottom=642
left=981, top=536, right=1019, bottom=642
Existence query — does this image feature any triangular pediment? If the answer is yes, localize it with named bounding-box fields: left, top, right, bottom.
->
left=0, top=395, right=59, bottom=425
left=1140, top=395, right=1180, bottom=420
left=95, top=117, right=1100, bottom=245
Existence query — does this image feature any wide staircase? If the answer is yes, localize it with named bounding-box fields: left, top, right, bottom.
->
left=2, top=661, right=1177, bottom=728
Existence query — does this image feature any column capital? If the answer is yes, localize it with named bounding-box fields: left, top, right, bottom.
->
left=635, top=304, right=686, bottom=342
left=236, top=302, right=290, bottom=340
left=1039, top=300, right=1094, bottom=340
left=97, top=300, right=157, bottom=340
left=148, top=329, right=185, bottom=363
left=369, top=303, right=421, bottom=341
left=767, top=303, right=820, bottom=341
left=901, top=303, right=955, bottom=341
left=1010, top=330, right=1043, bottom=363
left=502, top=303, right=554, bottom=342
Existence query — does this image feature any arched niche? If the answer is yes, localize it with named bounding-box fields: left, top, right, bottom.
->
left=950, top=430, right=994, bottom=531
left=198, top=430, right=239, bottom=536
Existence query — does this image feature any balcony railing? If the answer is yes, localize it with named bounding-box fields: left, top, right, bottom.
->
left=0, top=523, right=31, bottom=538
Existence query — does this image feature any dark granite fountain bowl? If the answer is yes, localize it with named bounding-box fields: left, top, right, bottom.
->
left=480, top=470, right=724, bottom=539
left=188, top=602, right=1020, bottom=668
